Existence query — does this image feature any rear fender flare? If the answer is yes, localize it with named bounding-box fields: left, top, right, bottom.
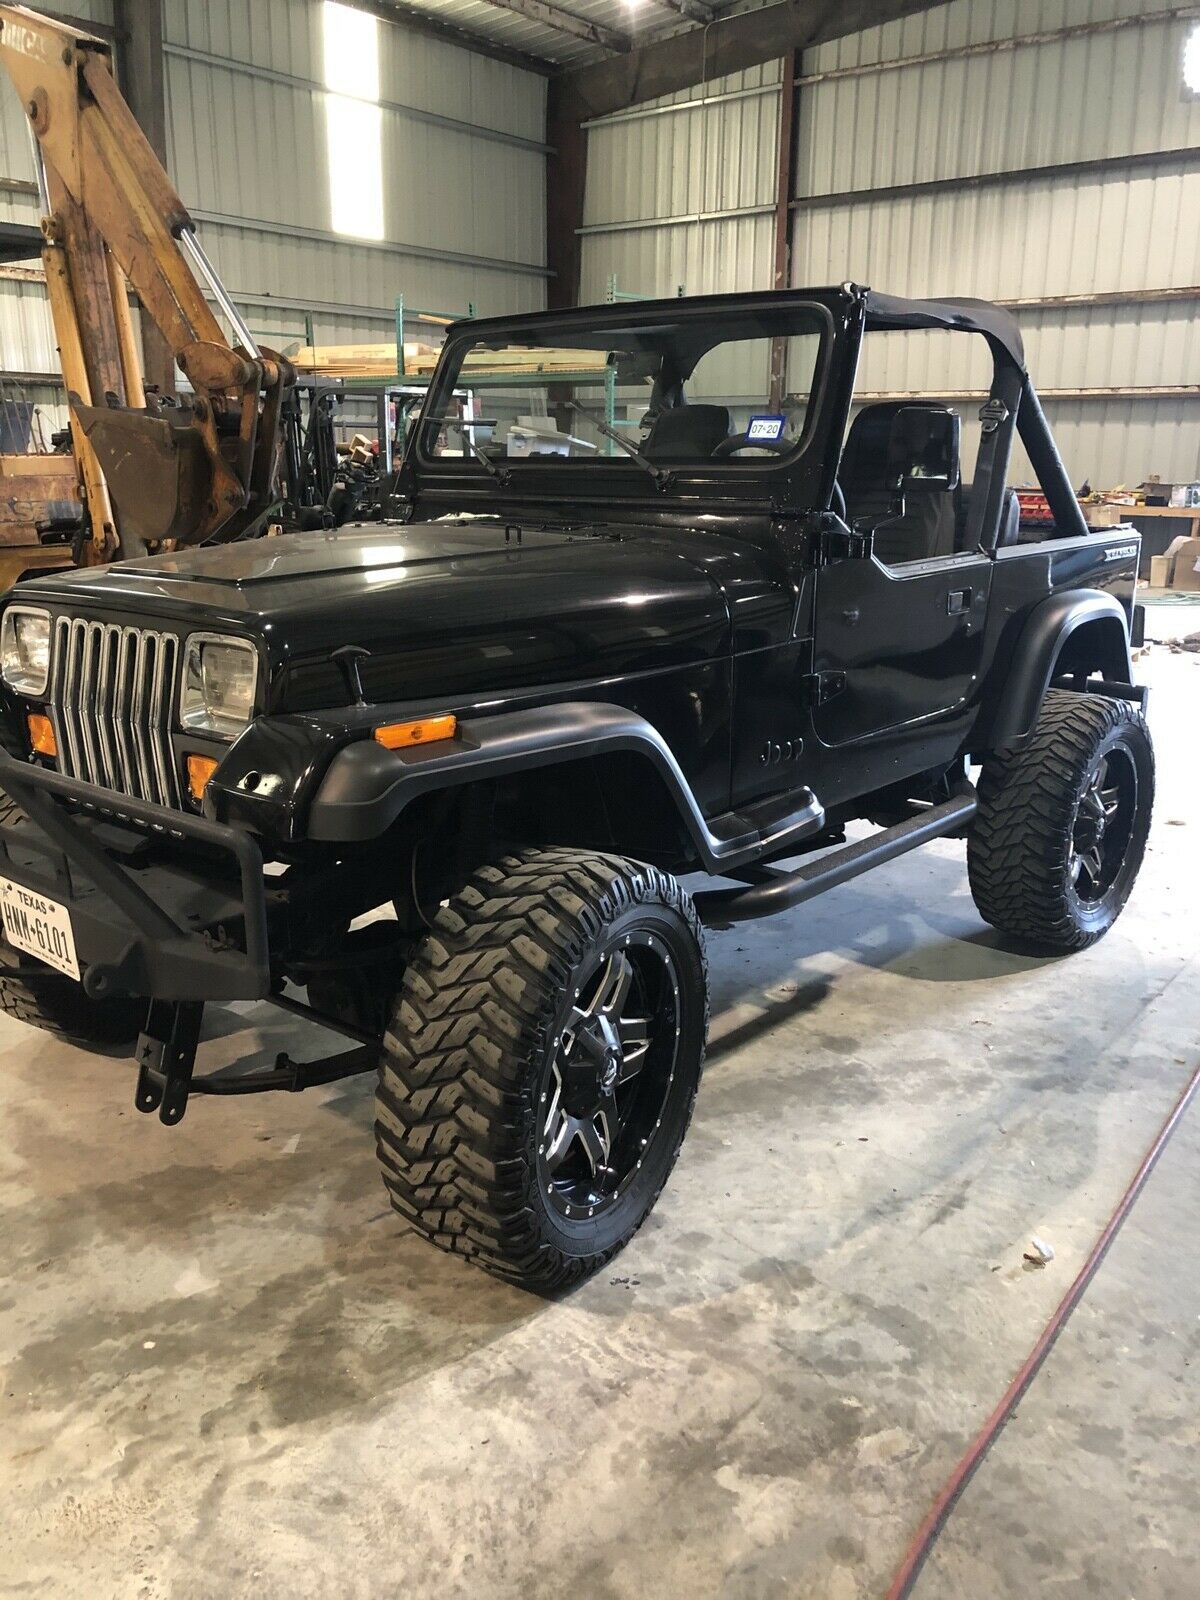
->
left=989, top=590, right=1133, bottom=750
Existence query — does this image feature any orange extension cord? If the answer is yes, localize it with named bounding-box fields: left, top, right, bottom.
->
left=886, top=1057, right=1200, bottom=1600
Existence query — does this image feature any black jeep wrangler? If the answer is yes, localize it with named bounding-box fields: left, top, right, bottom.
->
left=0, top=286, right=1153, bottom=1291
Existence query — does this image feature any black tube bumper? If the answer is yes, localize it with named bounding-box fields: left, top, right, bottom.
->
left=0, top=751, right=269, bottom=1003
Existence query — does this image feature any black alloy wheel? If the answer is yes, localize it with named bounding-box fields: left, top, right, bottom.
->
left=1068, top=747, right=1138, bottom=905
left=537, top=933, right=680, bottom=1224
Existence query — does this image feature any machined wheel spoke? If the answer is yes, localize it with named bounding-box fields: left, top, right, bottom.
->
left=577, top=1113, right=611, bottom=1176
left=1099, top=784, right=1121, bottom=818
left=590, top=950, right=633, bottom=1020
left=544, top=1106, right=575, bottom=1173
left=617, top=1014, right=651, bottom=1079
left=1078, top=844, right=1104, bottom=885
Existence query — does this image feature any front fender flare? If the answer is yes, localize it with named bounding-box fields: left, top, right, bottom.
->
left=306, top=701, right=821, bottom=873
left=989, top=589, right=1134, bottom=750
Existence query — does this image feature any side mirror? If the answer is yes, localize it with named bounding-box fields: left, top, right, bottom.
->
left=888, top=406, right=961, bottom=493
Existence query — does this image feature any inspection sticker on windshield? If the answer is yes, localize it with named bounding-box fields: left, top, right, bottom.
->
left=0, top=878, right=79, bottom=980
left=747, top=415, right=786, bottom=443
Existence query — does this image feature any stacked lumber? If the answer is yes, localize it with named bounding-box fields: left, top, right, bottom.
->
left=459, top=347, right=610, bottom=381
left=292, top=342, right=612, bottom=383
left=292, top=342, right=442, bottom=379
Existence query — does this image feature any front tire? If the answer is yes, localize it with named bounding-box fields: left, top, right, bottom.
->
left=968, top=688, right=1154, bottom=952
left=375, top=848, right=708, bottom=1293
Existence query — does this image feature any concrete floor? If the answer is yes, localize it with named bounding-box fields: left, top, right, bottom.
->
left=1, top=623, right=1198, bottom=1599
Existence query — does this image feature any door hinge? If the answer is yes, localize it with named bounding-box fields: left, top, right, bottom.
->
left=814, top=514, right=873, bottom=563
left=803, top=670, right=847, bottom=707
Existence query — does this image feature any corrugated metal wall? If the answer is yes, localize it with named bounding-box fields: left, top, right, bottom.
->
left=580, top=62, right=782, bottom=305
left=163, top=0, right=548, bottom=343
left=580, top=0, right=1200, bottom=486
left=0, top=0, right=548, bottom=445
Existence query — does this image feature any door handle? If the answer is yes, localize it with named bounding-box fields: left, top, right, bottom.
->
left=946, top=588, right=971, bottom=616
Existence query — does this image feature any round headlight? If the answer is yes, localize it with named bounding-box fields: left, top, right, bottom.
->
left=0, top=606, right=51, bottom=697
left=180, top=634, right=259, bottom=739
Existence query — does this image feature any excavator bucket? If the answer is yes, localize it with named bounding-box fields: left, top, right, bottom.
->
left=74, top=404, right=214, bottom=552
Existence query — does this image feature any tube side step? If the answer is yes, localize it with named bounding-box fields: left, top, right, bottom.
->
left=694, top=787, right=977, bottom=927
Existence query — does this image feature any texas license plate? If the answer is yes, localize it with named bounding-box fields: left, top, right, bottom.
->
left=0, top=877, right=80, bottom=980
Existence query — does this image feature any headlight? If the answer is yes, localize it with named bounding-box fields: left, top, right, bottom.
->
left=180, top=634, right=259, bottom=739
left=0, top=606, right=51, bottom=697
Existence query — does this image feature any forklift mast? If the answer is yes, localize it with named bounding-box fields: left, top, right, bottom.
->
left=0, top=3, right=293, bottom=560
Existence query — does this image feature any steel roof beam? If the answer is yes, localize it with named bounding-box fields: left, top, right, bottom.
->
left=343, top=0, right=557, bottom=75
left=476, top=0, right=632, bottom=54
left=560, top=0, right=947, bottom=117
left=647, top=0, right=719, bottom=24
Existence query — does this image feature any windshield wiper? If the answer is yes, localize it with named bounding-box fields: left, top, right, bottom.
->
left=417, top=412, right=510, bottom=485
left=564, top=403, right=671, bottom=491
left=468, top=440, right=510, bottom=487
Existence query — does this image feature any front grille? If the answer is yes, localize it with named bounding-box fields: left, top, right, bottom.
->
left=50, top=617, right=181, bottom=809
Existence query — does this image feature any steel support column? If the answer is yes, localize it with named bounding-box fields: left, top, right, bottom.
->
left=768, top=48, right=799, bottom=409
left=112, top=0, right=174, bottom=394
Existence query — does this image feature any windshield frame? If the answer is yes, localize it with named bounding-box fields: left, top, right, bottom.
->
left=409, top=290, right=847, bottom=511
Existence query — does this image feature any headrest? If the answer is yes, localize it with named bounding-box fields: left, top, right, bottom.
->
left=996, top=487, right=1021, bottom=547
left=841, top=402, right=907, bottom=489
left=642, top=404, right=731, bottom=462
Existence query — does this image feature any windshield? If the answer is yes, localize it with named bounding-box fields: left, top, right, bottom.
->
left=418, top=305, right=829, bottom=475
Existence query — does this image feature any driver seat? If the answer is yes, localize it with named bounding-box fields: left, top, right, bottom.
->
left=642, top=404, right=731, bottom=462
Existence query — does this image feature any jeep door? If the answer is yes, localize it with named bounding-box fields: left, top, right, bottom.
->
left=811, top=325, right=1007, bottom=748
left=811, top=546, right=992, bottom=745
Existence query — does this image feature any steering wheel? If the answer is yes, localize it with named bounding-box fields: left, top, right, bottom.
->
left=710, top=433, right=791, bottom=460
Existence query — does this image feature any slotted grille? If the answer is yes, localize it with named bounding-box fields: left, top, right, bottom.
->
left=50, top=617, right=181, bottom=809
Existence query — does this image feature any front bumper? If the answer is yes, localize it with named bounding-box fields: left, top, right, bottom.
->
left=0, top=751, right=269, bottom=1002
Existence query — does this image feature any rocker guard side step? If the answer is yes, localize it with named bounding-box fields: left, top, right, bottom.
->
left=693, top=787, right=978, bottom=926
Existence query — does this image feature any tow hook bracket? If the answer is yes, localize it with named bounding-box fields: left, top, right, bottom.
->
left=134, top=993, right=378, bottom=1126
left=135, top=1000, right=205, bottom=1126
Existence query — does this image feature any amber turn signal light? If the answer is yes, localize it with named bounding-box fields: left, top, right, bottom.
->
left=374, top=714, right=457, bottom=750
left=186, top=754, right=219, bottom=801
left=27, top=713, right=56, bottom=758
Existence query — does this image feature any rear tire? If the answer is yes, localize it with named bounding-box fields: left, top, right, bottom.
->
left=375, top=848, right=708, bottom=1293
left=968, top=688, right=1153, bottom=953
left=0, top=790, right=147, bottom=1048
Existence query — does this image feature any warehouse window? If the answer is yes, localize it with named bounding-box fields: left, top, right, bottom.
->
left=1185, top=23, right=1200, bottom=93
left=322, top=1, right=385, bottom=240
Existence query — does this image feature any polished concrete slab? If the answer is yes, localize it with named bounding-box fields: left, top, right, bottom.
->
left=1, top=640, right=1196, bottom=1599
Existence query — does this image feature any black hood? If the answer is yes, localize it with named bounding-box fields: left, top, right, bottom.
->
left=19, top=519, right=732, bottom=710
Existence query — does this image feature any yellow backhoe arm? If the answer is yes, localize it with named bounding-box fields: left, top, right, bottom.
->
left=0, top=3, right=292, bottom=557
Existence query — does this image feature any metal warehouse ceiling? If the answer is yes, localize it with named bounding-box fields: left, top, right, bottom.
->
left=373, top=0, right=729, bottom=72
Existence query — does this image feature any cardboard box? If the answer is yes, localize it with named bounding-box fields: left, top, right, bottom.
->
left=1083, top=503, right=1124, bottom=528
left=1168, top=537, right=1200, bottom=591
left=1149, top=555, right=1172, bottom=588
left=1162, top=535, right=1192, bottom=583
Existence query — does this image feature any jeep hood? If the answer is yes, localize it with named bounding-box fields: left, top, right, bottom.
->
left=21, top=519, right=731, bottom=710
